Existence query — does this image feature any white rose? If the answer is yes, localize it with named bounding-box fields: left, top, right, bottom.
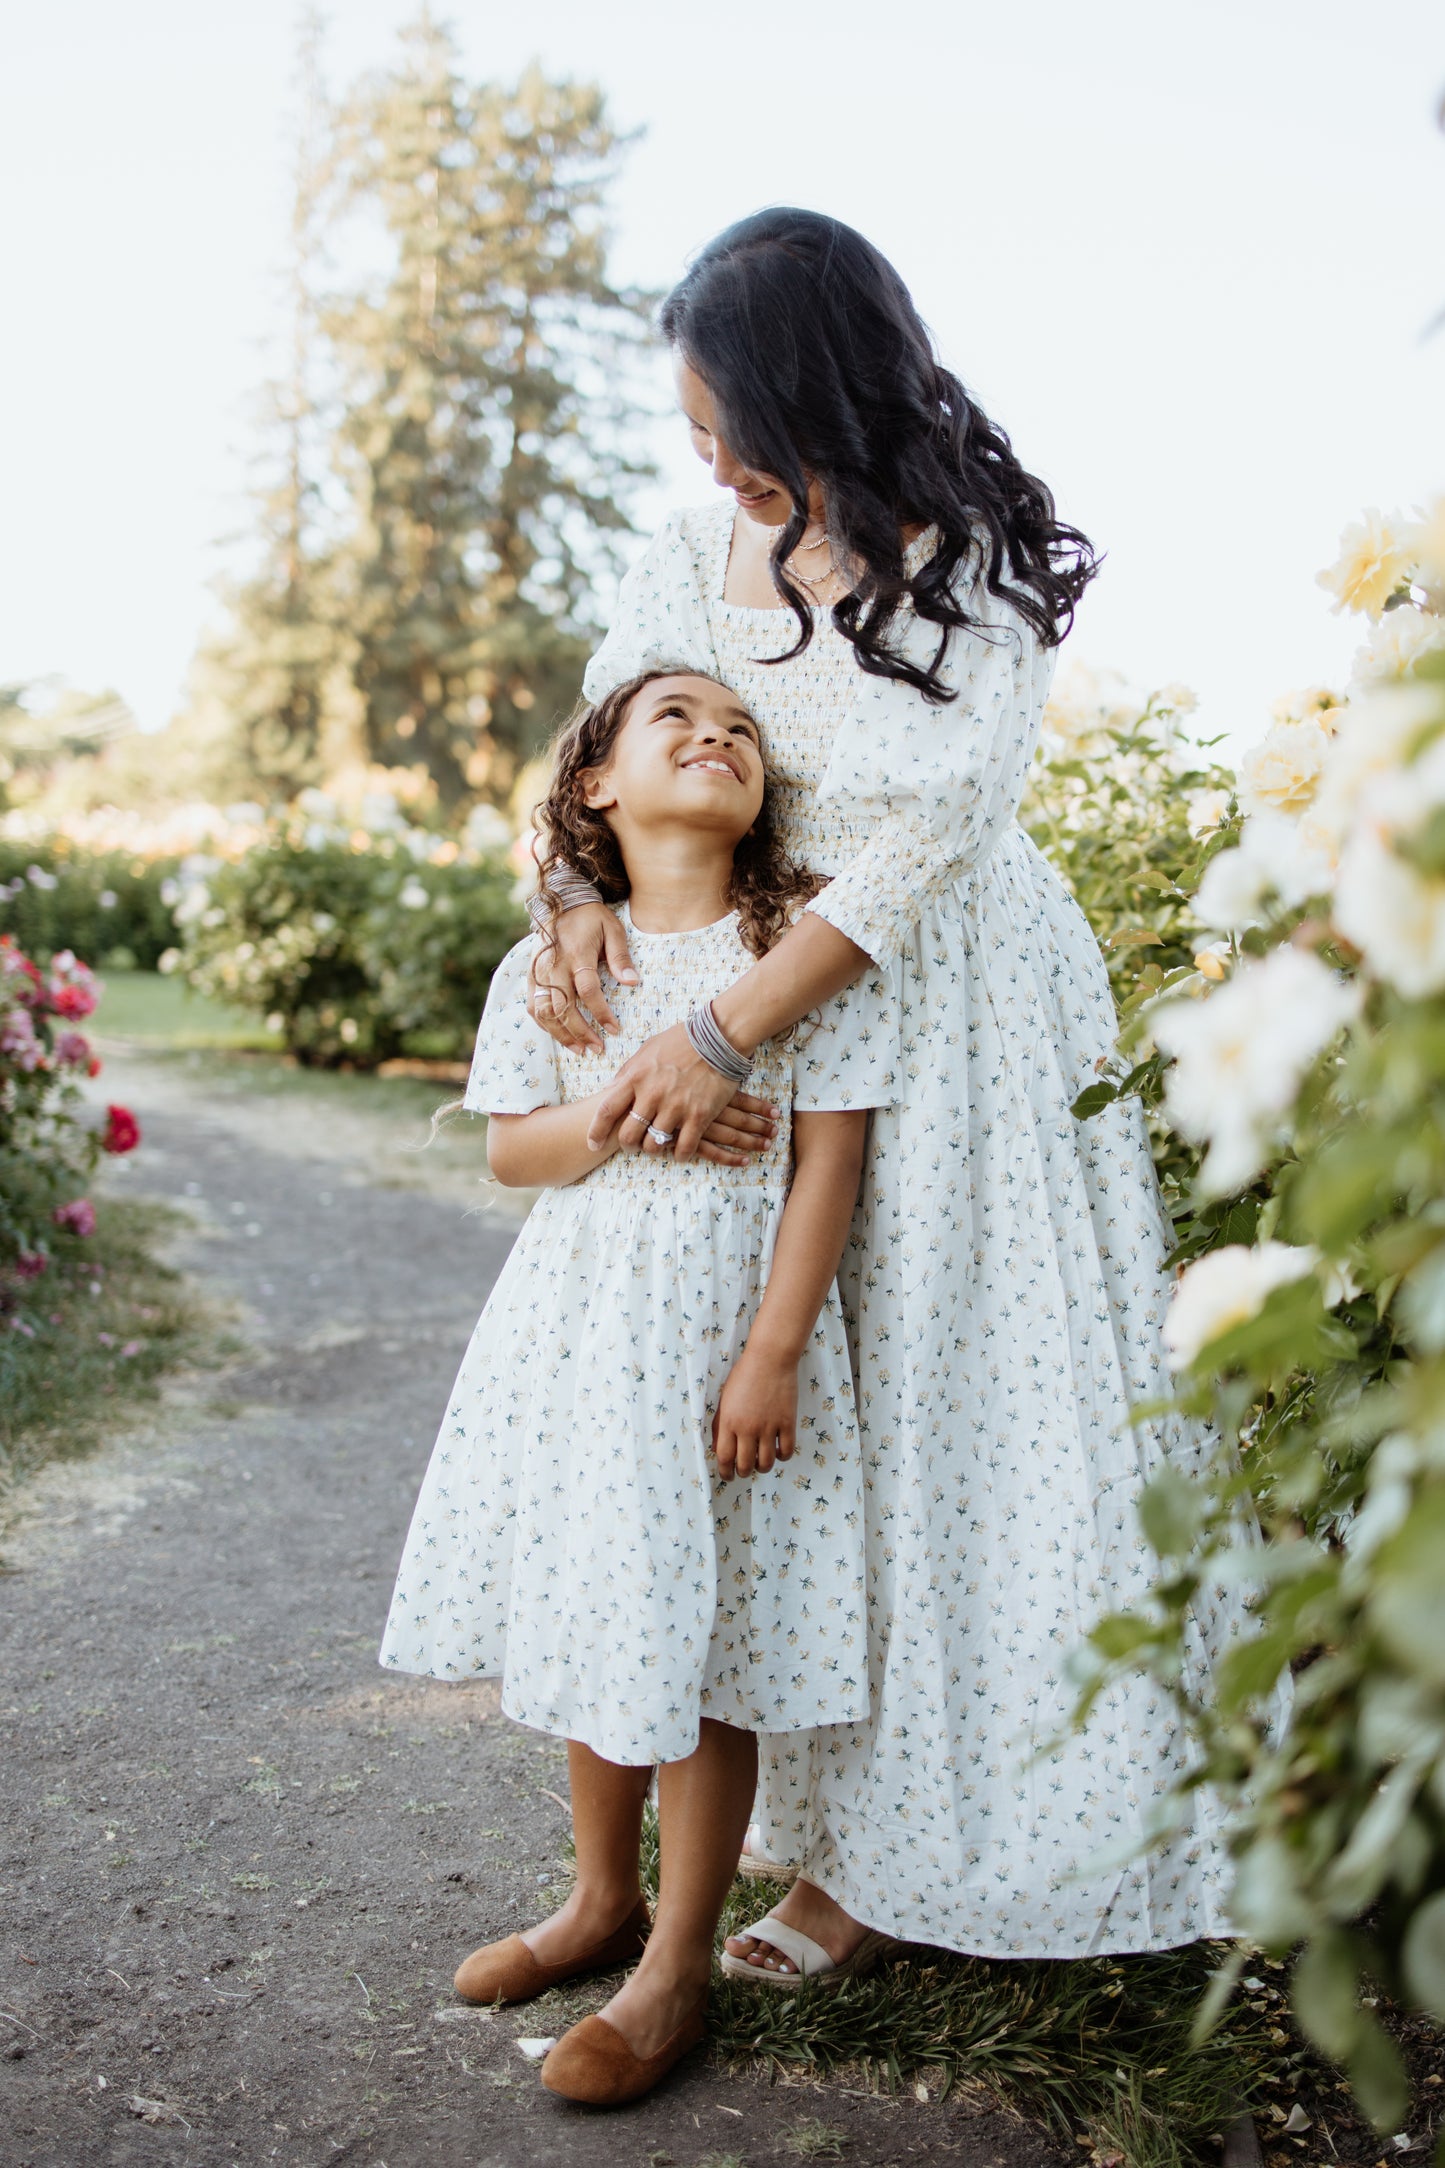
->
left=1317, top=509, right=1419, bottom=620
left=1192, top=813, right=1333, bottom=933
left=398, top=879, right=429, bottom=910
left=1164, top=1242, right=1319, bottom=1369
left=1412, top=497, right=1445, bottom=598
left=1333, top=747, right=1445, bottom=997
left=1270, top=685, right=1343, bottom=729
left=1153, top=947, right=1360, bottom=1195
left=1157, top=683, right=1199, bottom=717
left=464, top=803, right=513, bottom=852
left=1237, top=720, right=1332, bottom=818
left=1042, top=661, right=1137, bottom=744
left=1310, top=683, right=1441, bottom=851
left=1348, top=604, right=1445, bottom=688
left=1185, top=787, right=1231, bottom=838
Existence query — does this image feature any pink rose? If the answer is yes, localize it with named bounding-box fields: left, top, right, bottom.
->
left=14, top=1252, right=48, bottom=1281
left=46, top=950, right=99, bottom=1021
left=53, top=1198, right=97, bottom=1237
left=54, top=1029, right=92, bottom=1068
left=1, top=1007, right=45, bottom=1071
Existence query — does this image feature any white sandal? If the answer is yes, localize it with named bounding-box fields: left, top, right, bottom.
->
left=735, top=1821, right=799, bottom=1883
left=719, top=1908, right=898, bottom=1991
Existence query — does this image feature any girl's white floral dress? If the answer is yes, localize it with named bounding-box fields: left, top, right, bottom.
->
left=380, top=908, right=896, bottom=1767
left=579, top=501, right=1260, bottom=1957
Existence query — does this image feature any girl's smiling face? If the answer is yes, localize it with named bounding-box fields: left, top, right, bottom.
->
left=580, top=673, right=765, bottom=844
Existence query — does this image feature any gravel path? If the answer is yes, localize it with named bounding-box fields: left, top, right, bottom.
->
left=1, top=1048, right=1066, bottom=2168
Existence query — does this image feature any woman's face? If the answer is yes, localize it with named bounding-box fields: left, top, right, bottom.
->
left=673, top=356, right=825, bottom=531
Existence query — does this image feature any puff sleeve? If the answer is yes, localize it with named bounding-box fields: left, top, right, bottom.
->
left=807, top=593, right=1055, bottom=968
left=461, top=941, right=562, bottom=1116
left=790, top=959, right=901, bottom=1112
left=581, top=509, right=720, bottom=704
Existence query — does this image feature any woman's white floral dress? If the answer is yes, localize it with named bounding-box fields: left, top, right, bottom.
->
left=380, top=908, right=896, bottom=1767
left=580, top=501, right=1257, bottom=1956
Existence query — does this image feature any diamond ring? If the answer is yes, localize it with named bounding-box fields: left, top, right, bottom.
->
left=646, top=1124, right=676, bottom=1147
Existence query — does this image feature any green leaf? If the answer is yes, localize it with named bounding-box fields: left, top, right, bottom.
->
left=1189, top=1946, right=1245, bottom=2045
left=1291, top=1930, right=1361, bottom=2060
left=1399, top=1247, right=1445, bottom=1352
left=1402, top=1889, right=1445, bottom=2022
left=1292, top=1128, right=1410, bottom=1251
left=1230, top=1835, right=1316, bottom=1945
left=1136, top=1464, right=1204, bottom=1558
left=1071, top=1082, right=1119, bottom=1120
left=1369, top=1485, right=1445, bottom=1683
left=1087, top=1612, right=1160, bottom=1661
left=1214, top=1626, right=1292, bottom=1712
left=1105, top=927, right=1166, bottom=951
left=1345, top=2007, right=1409, bottom=2132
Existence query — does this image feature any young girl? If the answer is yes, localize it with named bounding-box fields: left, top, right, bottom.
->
left=380, top=669, right=896, bottom=2106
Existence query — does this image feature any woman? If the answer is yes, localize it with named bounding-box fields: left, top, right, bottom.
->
left=530, top=208, right=1245, bottom=1983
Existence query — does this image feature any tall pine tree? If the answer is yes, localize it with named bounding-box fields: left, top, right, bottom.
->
left=197, top=10, right=348, bottom=796
left=325, top=15, right=654, bottom=807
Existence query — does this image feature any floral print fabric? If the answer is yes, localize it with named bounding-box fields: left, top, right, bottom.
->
left=380, top=910, right=897, bottom=1767
left=580, top=501, right=1255, bottom=1957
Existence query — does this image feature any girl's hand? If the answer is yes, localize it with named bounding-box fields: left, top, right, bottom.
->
left=700, top=1090, right=778, bottom=1166
left=528, top=903, right=637, bottom=1053
left=713, top=1341, right=798, bottom=1480
left=587, top=1022, right=767, bottom=1161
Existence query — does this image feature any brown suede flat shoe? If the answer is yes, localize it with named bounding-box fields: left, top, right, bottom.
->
left=453, top=1897, right=650, bottom=2007
left=540, top=1994, right=707, bottom=2106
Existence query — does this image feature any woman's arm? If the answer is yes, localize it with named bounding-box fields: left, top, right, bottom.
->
left=714, top=1107, right=869, bottom=1480
left=486, top=1092, right=625, bottom=1188
left=584, top=914, right=870, bottom=1159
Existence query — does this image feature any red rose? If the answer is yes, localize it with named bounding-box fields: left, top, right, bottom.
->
left=102, top=1104, right=141, bottom=1154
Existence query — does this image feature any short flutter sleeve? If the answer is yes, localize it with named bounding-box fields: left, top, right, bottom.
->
left=581, top=509, right=720, bottom=705
left=807, top=590, right=1055, bottom=968
left=461, top=940, right=561, bottom=1116
left=790, top=958, right=900, bottom=1112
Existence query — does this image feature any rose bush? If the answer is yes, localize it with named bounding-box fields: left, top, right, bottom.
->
left=0, top=839, right=181, bottom=970
left=0, top=936, right=139, bottom=1311
left=1054, top=502, right=1445, bottom=2134
left=169, top=790, right=526, bottom=1065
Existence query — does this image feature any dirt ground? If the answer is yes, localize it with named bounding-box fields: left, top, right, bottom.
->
left=0, top=1046, right=1071, bottom=2168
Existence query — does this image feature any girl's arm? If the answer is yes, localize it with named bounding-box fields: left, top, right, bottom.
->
left=714, top=1106, right=868, bottom=1480
left=486, top=1091, right=626, bottom=1189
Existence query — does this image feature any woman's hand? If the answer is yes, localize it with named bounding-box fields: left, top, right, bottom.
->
left=586, top=1021, right=768, bottom=1161
left=713, top=1340, right=798, bottom=1479
left=527, top=903, right=637, bottom=1053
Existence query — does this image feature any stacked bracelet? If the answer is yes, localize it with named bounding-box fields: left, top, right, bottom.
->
left=686, top=1000, right=752, bottom=1086
left=526, top=863, right=605, bottom=930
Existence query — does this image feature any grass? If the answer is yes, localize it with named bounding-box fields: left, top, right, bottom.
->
left=93, top=968, right=281, bottom=1052
left=0, top=1192, right=234, bottom=1495
left=599, top=1807, right=1433, bottom=2168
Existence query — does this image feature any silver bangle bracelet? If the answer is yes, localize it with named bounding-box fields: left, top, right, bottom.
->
left=685, top=1000, right=752, bottom=1087
left=527, top=864, right=605, bottom=930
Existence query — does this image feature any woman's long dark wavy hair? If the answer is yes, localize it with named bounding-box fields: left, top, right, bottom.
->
left=536, top=672, right=821, bottom=960
left=659, top=207, right=1098, bottom=702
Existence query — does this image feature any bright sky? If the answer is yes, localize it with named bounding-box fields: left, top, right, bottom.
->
left=4, top=1, right=1443, bottom=749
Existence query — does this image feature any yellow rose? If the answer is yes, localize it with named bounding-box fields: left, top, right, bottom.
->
left=1317, top=509, right=1418, bottom=620
left=1237, top=720, right=1331, bottom=818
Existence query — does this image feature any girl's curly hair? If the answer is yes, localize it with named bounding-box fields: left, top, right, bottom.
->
left=535, top=671, right=821, bottom=960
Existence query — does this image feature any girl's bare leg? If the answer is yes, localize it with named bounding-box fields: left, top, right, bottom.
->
left=521, top=1741, right=651, bottom=1964
left=600, top=1717, right=757, bottom=2057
